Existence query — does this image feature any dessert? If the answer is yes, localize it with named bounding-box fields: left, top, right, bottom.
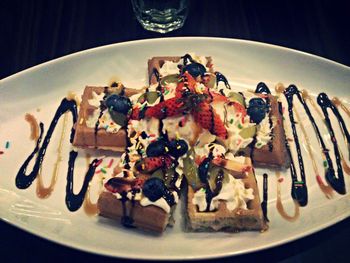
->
left=96, top=54, right=272, bottom=232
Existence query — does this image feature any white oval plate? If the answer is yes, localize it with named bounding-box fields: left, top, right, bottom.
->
left=1, top=37, right=350, bottom=260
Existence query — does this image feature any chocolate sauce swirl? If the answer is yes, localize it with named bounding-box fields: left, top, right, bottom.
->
left=284, top=85, right=308, bottom=206
left=16, top=99, right=77, bottom=189
left=317, top=92, right=349, bottom=194
left=16, top=98, right=99, bottom=212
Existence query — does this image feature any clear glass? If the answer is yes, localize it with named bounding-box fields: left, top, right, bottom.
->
left=131, top=0, right=189, bottom=33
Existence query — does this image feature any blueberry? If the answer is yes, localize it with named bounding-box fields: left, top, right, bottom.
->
left=105, top=94, right=131, bottom=115
left=142, top=177, right=166, bottom=202
left=168, top=139, right=188, bottom=158
left=247, top=98, right=268, bottom=124
left=182, top=63, right=206, bottom=78
left=146, top=140, right=167, bottom=157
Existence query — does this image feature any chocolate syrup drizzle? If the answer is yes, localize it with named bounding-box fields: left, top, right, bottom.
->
left=284, top=85, right=308, bottom=206
left=215, top=72, right=231, bottom=90
left=261, top=173, right=269, bottom=222
left=16, top=99, right=98, bottom=211
left=198, top=149, right=224, bottom=211
left=317, top=92, right=349, bottom=194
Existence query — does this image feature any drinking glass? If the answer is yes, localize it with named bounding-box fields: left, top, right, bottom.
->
left=131, top=0, right=189, bottom=33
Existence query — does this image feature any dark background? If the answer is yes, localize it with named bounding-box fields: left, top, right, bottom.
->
left=1, top=0, right=350, bottom=262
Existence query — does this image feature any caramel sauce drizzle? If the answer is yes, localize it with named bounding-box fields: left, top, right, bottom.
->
left=275, top=171, right=300, bottom=222
left=83, top=154, right=101, bottom=216
left=25, top=113, right=40, bottom=141
left=36, top=113, right=68, bottom=199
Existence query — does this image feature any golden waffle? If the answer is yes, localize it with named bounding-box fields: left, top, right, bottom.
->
left=97, top=191, right=173, bottom=233
left=243, top=95, right=290, bottom=168
left=72, top=86, right=139, bottom=151
left=186, top=157, right=268, bottom=232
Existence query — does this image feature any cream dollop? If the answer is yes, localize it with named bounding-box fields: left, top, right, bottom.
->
left=159, top=61, right=180, bottom=77
left=192, top=175, right=254, bottom=212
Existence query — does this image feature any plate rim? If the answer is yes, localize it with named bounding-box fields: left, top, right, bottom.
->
left=1, top=36, right=350, bottom=260
left=2, top=36, right=349, bottom=84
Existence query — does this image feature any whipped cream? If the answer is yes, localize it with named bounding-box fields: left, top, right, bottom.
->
left=159, top=61, right=181, bottom=77
left=85, top=91, right=123, bottom=133
left=192, top=175, right=254, bottom=212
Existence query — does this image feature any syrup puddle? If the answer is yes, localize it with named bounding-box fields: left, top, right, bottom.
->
left=36, top=113, right=68, bottom=199
left=275, top=171, right=300, bottom=222
left=83, top=154, right=101, bottom=216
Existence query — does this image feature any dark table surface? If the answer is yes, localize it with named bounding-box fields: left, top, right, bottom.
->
left=1, top=0, right=350, bottom=262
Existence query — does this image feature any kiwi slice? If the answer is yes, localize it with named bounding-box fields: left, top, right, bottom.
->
left=109, top=110, right=127, bottom=126
left=137, top=91, right=160, bottom=104
left=228, top=92, right=245, bottom=106
left=151, top=168, right=173, bottom=188
left=183, top=153, right=203, bottom=190
left=160, top=74, right=179, bottom=86
left=206, top=74, right=217, bottom=90
left=239, top=125, right=257, bottom=139
left=208, top=165, right=230, bottom=193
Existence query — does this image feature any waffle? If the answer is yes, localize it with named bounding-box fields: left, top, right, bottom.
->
left=186, top=157, right=267, bottom=232
left=243, top=95, right=290, bottom=168
left=97, top=191, right=174, bottom=233
left=72, top=86, right=140, bottom=151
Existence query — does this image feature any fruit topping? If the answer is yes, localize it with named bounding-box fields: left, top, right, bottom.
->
left=105, top=94, right=132, bottom=115
left=228, top=92, right=245, bottom=106
left=160, top=74, right=180, bottom=87
left=137, top=91, right=160, bottom=104
left=183, top=153, right=203, bottom=190
left=247, top=98, right=269, bottom=124
left=146, top=140, right=168, bottom=157
left=145, top=97, right=184, bottom=119
left=168, top=139, right=188, bottom=158
left=151, top=168, right=175, bottom=188
left=193, top=102, right=228, bottom=139
left=104, top=177, right=133, bottom=193
left=212, top=157, right=252, bottom=175
left=135, top=155, right=173, bottom=173
left=181, top=62, right=206, bottom=78
left=142, top=177, right=166, bottom=202
left=239, top=126, right=257, bottom=139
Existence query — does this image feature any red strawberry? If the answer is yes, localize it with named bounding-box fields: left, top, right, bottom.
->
left=145, top=97, right=184, bottom=119
left=192, top=102, right=228, bottom=139
left=135, top=155, right=173, bottom=173
left=175, top=72, right=197, bottom=96
left=104, top=177, right=133, bottom=193
left=209, top=91, right=229, bottom=103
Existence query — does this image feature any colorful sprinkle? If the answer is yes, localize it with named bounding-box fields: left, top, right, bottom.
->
left=278, top=177, right=284, bottom=183
left=107, top=159, right=114, bottom=168
left=5, top=141, right=10, bottom=149
left=238, top=124, right=243, bottom=129
left=323, top=160, right=328, bottom=168
left=165, top=146, right=169, bottom=152
left=230, top=119, right=234, bottom=124
left=79, top=118, right=84, bottom=124
left=0, top=151, right=4, bottom=155
left=101, top=168, right=107, bottom=174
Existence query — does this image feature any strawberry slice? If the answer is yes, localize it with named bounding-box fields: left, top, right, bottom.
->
left=145, top=97, right=184, bottom=119
left=135, top=155, right=174, bottom=173
left=192, top=101, right=228, bottom=139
